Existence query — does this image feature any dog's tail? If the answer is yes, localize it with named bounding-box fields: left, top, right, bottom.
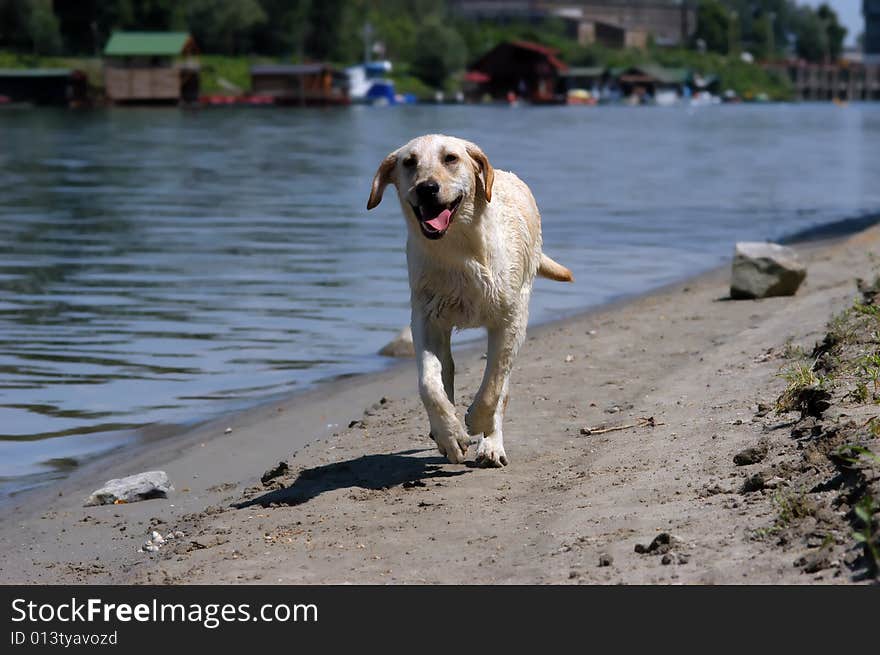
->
left=538, top=253, right=574, bottom=282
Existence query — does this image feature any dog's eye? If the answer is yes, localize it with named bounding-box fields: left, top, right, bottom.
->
left=403, top=157, right=417, bottom=168
left=444, top=154, right=458, bottom=164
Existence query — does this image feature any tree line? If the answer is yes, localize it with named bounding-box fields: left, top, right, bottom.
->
left=694, top=0, right=849, bottom=61
left=1, top=1, right=474, bottom=89
left=0, top=1, right=457, bottom=59
left=0, top=1, right=852, bottom=83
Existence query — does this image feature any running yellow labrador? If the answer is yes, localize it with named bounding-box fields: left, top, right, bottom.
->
left=368, top=134, right=572, bottom=467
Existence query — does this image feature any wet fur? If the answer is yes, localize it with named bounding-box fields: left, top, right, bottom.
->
left=368, top=134, right=572, bottom=466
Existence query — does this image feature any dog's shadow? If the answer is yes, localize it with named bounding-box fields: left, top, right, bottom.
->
left=234, top=448, right=469, bottom=509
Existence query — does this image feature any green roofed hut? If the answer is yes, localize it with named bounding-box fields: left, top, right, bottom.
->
left=103, top=31, right=200, bottom=105
left=613, top=65, right=688, bottom=104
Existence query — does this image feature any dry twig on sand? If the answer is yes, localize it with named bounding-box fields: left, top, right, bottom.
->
left=579, top=416, right=663, bottom=436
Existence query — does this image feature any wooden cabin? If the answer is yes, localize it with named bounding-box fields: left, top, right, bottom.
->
left=250, top=64, right=350, bottom=106
left=0, top=68, right=87, bottom=106
left=558, top=66, right=606, bottom=92
left=466, top=41, right=568, bottom=104
left=103, top=32, right=200, bottom=105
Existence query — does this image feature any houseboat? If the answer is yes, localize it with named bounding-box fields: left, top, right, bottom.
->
left=250, top=64, right=350, bottom=106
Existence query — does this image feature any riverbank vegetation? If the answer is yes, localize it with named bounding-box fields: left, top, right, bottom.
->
left=771, top=277, right=880, bottom=576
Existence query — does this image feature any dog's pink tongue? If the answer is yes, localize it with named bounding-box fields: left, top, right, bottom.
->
left=424, top=208, right=452, bottom=232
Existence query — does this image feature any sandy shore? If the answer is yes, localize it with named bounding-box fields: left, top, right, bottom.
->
left=2, top=226, right=878, bottom=584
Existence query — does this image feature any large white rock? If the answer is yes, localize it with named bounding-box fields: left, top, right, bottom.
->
left=85, top=471, right=173, bottom=506
left=731, top=242, right=806, bottom=299
left=379, top=325, right=415, bottom=358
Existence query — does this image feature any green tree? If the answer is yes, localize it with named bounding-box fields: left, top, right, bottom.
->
left=694, top=0, right=730, bottom=54
left=304, top=0, right=348, bottom=60
left=0, top=0, right=62, bottom=54
left=0, top=0, right=26, bottom=51
left=252, top=0, right=312, bottom=57
left=794, top=8, right=829, bottom=62
left=724, top=0, right=803, bottom=57
left=817, top=3, right=846, bottom=60
left=410, top=17, right=466, bottom=89
left=751, top=12, right=772, bottom=59
left=25, top=0, right=61, bottom=54
left=186, top=0, right=267, bottom=54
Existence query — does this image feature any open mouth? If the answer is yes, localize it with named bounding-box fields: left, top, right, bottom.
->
left=411, top=196, right=462, bottom=240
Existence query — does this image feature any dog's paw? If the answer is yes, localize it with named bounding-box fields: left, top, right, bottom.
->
left=431, top=431, right=469, bottom=464
left=465, top=401, right=494, bottom=437
left=475, top=435, right=508, bottom=468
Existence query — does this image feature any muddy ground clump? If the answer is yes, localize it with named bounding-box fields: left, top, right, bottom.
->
left=760, top=278, right=880, bottom=580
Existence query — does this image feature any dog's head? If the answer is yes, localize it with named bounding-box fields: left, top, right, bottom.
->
left=366, top=134, right=494, bottom=241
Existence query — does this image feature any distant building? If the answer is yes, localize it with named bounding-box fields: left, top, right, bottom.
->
left=562, top=1, right=695, bottom=46
left=250, top=64, right=350, bottom=106
left=103, top=32, right=200, bottom=105
left=466, top=40, right=567, bottom=103
left=764, top=60, right=880, bottom=101
left=569, top=19, right=649, bottom=49
left=0, top=69, right=87, bottom=106
left=450, top=0, right=696, bottom=47
left=866, top=0, right=880, bottom=64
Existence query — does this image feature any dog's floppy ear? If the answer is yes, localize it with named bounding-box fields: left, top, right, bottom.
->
left=367, top=151, right=398, bottom=210
left=466, top=142, right=494, bottom=203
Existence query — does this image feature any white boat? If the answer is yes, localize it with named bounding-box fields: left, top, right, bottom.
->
left=345, top=61, right=400, bottom=105
left=689, top=91, right=722, bottom=107
left=654, top=89, right=680, bottom=106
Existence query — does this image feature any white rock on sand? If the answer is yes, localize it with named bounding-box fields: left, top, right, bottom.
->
left=379, top=325, right=415, bottom=358
left=84, top=471, right=173, bottom=506
left=730, top=242, right=806, bottom=299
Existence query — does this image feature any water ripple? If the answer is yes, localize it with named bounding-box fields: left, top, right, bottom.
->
left=0, top=104, right=878, bottom=496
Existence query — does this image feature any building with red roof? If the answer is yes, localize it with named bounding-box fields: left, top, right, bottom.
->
left=465, top=40, right=568, bottom=103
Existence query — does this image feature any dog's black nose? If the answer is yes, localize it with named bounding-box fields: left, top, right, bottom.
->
left=416, top=181, right=440, bottom=200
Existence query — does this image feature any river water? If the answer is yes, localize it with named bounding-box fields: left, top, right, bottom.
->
left=1, top=102, right=878, bottom=496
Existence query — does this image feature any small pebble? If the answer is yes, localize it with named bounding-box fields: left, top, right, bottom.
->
left=734, top=442, right=768, bottom=466
left=763, top=476, right=786, bottom=489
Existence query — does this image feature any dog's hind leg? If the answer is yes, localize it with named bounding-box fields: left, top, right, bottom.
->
left=412, top=312, right=469, bottom=464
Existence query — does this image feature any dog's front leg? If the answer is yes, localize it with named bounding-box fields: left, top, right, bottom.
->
left=466, top=311, right=527, bottom=467
left=412, top=312, right=469, bottom=464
